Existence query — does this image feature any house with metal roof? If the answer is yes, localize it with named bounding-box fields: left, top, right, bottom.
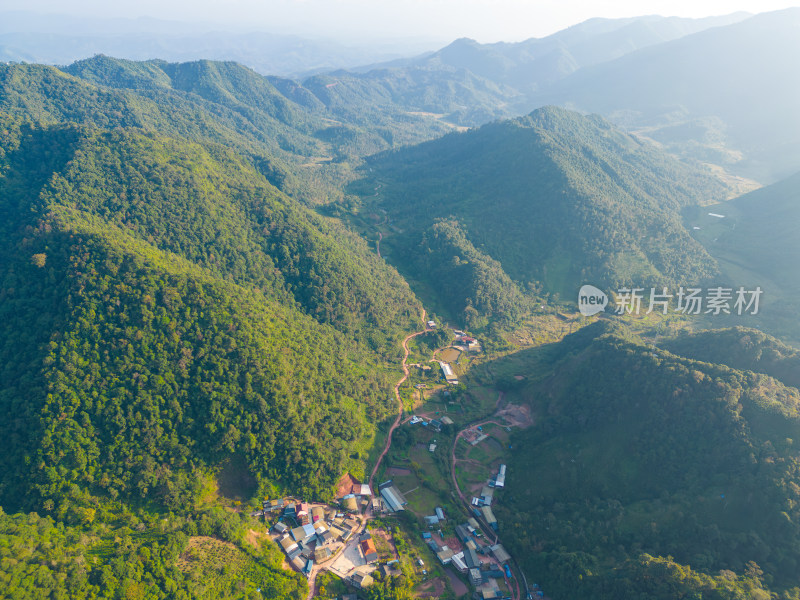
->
left=436, top=547, right=454, bottom=565
left=455, top=524, right=471, bottom=542
left=424, top=515, right=439, bottom=527
left=290, top=523, right=317, bottom=542
left=465, top=546, right=481, bottom=569
left=379, top=482, right=407, bottom=512
left=495, top=464, right=506, bottom=488
left=480, top=505, right=497, bottom=529
left=490, top=544, right=511, bottom=564
left=451, top=551, right=468, bottom=572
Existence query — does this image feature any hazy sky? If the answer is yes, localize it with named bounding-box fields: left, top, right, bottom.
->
left=4, top=0, right=800, bottom=42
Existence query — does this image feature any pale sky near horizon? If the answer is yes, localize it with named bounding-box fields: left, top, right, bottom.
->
left=3, top=0, right=799, bottom=43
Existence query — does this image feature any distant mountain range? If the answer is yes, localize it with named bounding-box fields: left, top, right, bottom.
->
left=0, top=11, right=440, bottom=77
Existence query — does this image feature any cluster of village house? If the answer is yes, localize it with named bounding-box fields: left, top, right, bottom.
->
left=260, top=478, right=411, bottom=585
left=469, top=463, right=505, bottom=530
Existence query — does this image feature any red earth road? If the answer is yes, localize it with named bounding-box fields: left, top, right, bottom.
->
left=369, top=310, right=428, bottom=490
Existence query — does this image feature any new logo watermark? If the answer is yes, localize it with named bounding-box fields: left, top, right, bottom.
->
left=578, top=285, right=608, bottom=316
left=577, top=285, right=763, bottom=316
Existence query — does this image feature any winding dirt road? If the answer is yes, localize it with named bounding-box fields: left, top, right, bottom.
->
left=369, top=309, right=429, bottom=490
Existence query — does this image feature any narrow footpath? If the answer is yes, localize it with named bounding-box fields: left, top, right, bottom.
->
left=369, top=309, right=428, bottom=490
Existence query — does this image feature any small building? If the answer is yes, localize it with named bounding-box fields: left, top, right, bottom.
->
left=439, top=361, right=459, bottom=385
left=480, top=506, right=497, bottom=529
left=451, top=551, right=468, bottom=572
left=427, top=320, right=437, bottom=329
left=381, top=563, right=402, bottom=578
left=296, top=503, right=310, bottom=524
left=490, top=544, right=511, bottom=564
left=264, top=498, right=285, bottom=511
left=467, top=517, right=480, bottom=530
left=311, top=506, right=326, bottom=523
left=495, top=464, right=506, bottom=489
left=273, top=521, right=288, bottom=534
left=455, top=524, right=471, bottom=543
left=291, top=555, right=307, bottom=571
left=360, top=539, right=379, bottom=563
left=429, top=419, right=442, bottom=431
left=314, top=546, right=331, bottom=562
left=424, top=515, right=439, bottom=527
left=422, top=532, right=432, bottom=540
left=435, top=507, right=445, bottom=521
left=291, top=523, right=317, bottom=543
left=379, top=481, right=408, bottom=512
left=440, top=416, right=454, bottom=425
left=464, top=547, right=481, bottom=569
left=280, top=535, right=300, bottom=559
left=480, top=486, right=494, bottom=506
left=436, top=547, right=454, bottom=565
left=357, top=483, right=372, bottom=496
left=351, top=571, right=374, bottom=589
left=469, top=568, right=484, bottom=586
left=429, top=443, right=437, bottom=452
left=342, top=494, right=359, bottom=512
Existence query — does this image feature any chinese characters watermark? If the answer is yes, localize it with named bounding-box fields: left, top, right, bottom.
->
left=578, top=285, right=763, bottom=317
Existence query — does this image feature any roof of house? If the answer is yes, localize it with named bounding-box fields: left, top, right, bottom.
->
left=360, top=538, right=378, bottom=561
left=436, top=547, right=454, bottom=563
left=380, top=485, right=407, bottom=512
left=465, top=547, right=480, bottom=569
left=451, top=552, right=468, bottom=572
left=490, top=544, right=511, bottom=563
left=352, top=571, right=374, bottom=588
left=455, top=524, right=471, bottom=541
left=480, top=505, right=497, bottom=524
left=280, top=536, right=298, bottom=552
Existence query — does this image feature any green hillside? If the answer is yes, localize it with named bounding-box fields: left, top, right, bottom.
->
left=483, top=321, right=800, bottom=598
left=663, top=327, right=800, bottom=389
left=354, top=106, right=730, bottom=324
left=0, top=118, right=422, bottom=517
left=0, top=56, right=453, bottom=203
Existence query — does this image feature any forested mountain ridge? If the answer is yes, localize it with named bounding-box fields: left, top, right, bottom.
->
left=0, top=113, right=423, bottom=519
left=0, top=56, right=455, bottom=203
left=355, top=105, right=731, bottom=324
left=485, top=321, right=800, bottom=598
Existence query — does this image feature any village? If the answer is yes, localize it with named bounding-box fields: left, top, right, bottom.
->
left=257, top=324, right=545, bottom=600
